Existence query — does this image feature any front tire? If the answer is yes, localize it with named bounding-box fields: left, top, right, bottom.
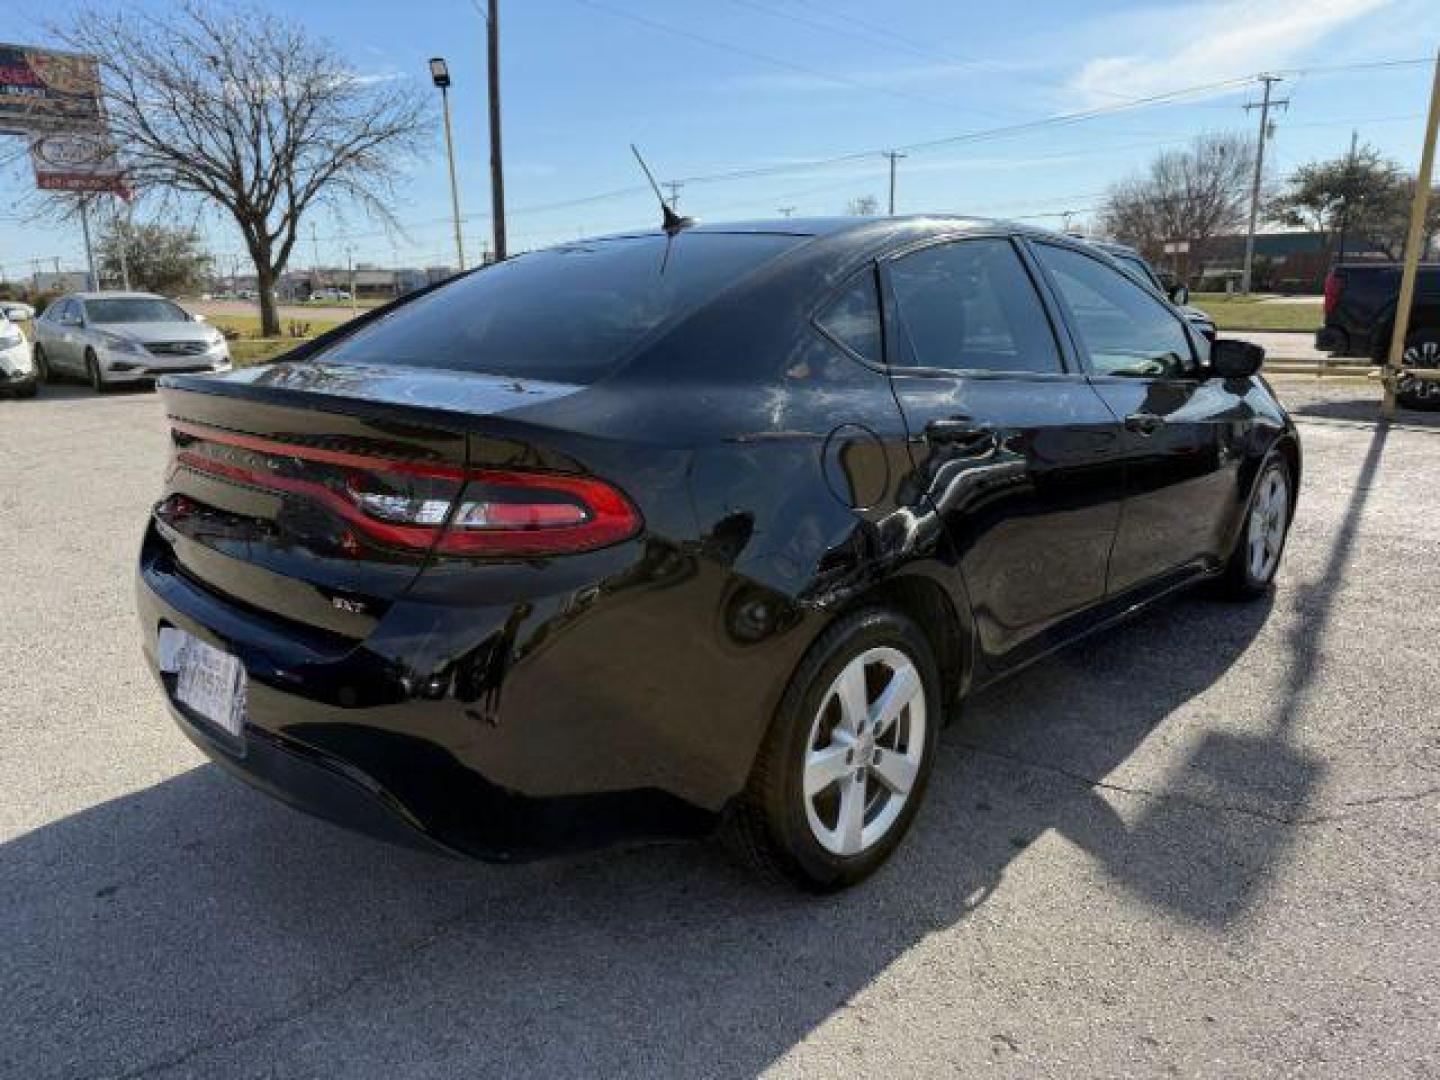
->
left=33, top=345, right=51, bottom=384
left=86, top=349, right=108, bottom=394
left=725, top=607, right=940, bottom=891
left=1219, top=455, right=1293, bottom=600
left=1397, top=328, right=1440, bottom=412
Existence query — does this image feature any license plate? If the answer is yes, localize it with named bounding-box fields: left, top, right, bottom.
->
left=158, top=627, right=247, bottom=738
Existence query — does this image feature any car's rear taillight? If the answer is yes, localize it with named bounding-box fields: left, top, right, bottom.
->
left=171, top=421, right=641, bottom=556
left=1323, top=271, right=1343, bottom=317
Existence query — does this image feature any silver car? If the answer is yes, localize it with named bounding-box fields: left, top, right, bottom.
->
left=33, top=292, right=231, bottom=392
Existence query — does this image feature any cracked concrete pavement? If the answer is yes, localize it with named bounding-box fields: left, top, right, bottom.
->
left=1, top=379, right=1437, bottom=1079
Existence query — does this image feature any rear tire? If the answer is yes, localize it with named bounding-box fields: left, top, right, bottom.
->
left=86, top=349, right=108, bottom=394
left=724, top=607, right=940, bottom=891
left=1218, top=455, right=1293, bottom=600
left=1397, top=328, right=1440, bottom=412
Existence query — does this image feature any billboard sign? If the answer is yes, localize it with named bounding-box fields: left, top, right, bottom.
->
left=29, top=130, right=126, bottom=194
left=0, top=44, right=103, bottom=134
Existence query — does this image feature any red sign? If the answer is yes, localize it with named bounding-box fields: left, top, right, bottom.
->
left=29, top=130, right=127, bottom=195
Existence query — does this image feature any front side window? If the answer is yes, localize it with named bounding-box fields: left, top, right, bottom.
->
left=816, top=269, right=882, bottom=364
left=1035, top=243, right=1193, bottom=379
left=886, top=238, right=1062, bottom=374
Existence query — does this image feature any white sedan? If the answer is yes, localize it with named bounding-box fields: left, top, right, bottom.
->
left=0, top=313, right=36, bottom=398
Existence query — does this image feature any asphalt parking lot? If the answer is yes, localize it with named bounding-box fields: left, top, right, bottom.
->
left=2, top=379, right=1438, bottom=1079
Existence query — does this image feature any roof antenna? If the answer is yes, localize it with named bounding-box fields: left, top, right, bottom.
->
left=631, top=144, right=694, bottom=236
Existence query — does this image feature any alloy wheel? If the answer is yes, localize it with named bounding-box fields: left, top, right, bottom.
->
left=1399, top=339, right=1440, bottom=403
left=1247, top=467, right=1289, bottom=583
left=803, top=646, right=926, bottom=857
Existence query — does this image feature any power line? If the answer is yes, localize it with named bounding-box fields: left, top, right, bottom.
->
left=571, top=0, right=1035, bottom=120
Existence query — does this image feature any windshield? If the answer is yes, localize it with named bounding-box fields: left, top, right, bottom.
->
left=315, top=232, right=802, bottom=383
left=84, top=298, right=191, bottom=324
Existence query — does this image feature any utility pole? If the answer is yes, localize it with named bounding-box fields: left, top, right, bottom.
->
left=663, top=180, right=683, bottom=210
left=485, top=0, right=507, bottom=261
left=1240, top=74, right=1288, bottom=294
left=310, top=221, right=321, bottom=291
left=112, top=195, right=132, bottom=291
left=1335, top=129, right=1359, bottom=265
left=1383, top=46, right=1440, bottom=418
left=884, top=150, right=906, bottom=216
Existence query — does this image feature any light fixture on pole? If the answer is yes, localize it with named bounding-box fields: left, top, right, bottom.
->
left=429, top=57, right=466, bottom=271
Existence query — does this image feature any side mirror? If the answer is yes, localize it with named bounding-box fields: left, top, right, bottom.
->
left=1211, top=338, right=1264, bottom=379
left=1168, top=283, right=1190, bottom=306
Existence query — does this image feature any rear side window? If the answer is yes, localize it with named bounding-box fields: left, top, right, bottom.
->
left=816, top=270, right=882, bottom=364
left=1035, top=243, right=1193, bottom=378
left=316, top=233, right=801, bottom=384
left=886, top=238, right=1062, bottom=374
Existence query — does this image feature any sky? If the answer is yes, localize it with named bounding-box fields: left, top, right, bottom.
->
left=2, top=0, right=1438, bottom=280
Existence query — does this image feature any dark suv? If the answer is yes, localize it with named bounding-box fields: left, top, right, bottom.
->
left=1317, top=263, right=1440, bottom=410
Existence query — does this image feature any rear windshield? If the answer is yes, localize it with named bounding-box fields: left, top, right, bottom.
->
left=84, top=298, right=190, bottom=323
left=316, top=233, right=801, bottom=383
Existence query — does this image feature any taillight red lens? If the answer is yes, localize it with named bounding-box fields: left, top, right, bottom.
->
left=1323, top=271, right=1343, bottom=317
left=437, top=470, right=639, bottom=554
left=170, top=421, right=641, bottom=556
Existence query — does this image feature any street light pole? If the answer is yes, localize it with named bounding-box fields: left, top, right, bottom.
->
left=78, top=196, right=97, bottom=290
left=429, top=58, right=466, bottom=272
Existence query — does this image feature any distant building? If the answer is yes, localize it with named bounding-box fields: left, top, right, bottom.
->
left=1193, top=231, right=1391, bottom=294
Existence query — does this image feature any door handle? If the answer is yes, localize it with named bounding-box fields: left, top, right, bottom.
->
left=1124, top=412, right=1164, bottom=436
left=924, top=417, right=996, bottom=450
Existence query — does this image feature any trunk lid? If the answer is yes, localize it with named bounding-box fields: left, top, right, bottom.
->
left=152, top=362, right=590, bottom=639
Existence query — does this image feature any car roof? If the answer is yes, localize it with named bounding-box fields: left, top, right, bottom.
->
left=600, top=214, right=1051, bottom=239
left=583, top=215, right=1082, bottom=263
left=1084, top=239, right=1143, bottom=259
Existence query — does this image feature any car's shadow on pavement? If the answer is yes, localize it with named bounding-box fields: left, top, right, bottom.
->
left=1, top=588, right=1326, bottom=1079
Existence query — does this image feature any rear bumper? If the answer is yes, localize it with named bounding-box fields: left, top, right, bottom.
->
left=136, top=527, right=728, bottom=861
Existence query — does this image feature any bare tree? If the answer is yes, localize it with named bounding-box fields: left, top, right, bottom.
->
left=58, top=2, right=426, bottom=336
left=846, top=195, right=880, bottom=216
left=1098, top=133, right=1254, bottom=282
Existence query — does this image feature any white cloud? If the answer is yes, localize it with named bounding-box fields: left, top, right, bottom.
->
left=1069, top=0, right=1393, bottom=105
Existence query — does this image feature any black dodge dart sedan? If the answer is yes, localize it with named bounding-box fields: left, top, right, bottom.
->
left=138, top=216, right=1299, bottom=890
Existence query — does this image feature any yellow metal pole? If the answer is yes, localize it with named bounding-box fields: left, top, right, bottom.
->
left=1384, top=46, right=1440, bottom=418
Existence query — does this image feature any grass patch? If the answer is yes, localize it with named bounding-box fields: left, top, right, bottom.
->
left=231, top=339, right=308, bottom=366
left=1190, top=294, right=1323, bottom=333
left=208, top=314, right=345, bottom=339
